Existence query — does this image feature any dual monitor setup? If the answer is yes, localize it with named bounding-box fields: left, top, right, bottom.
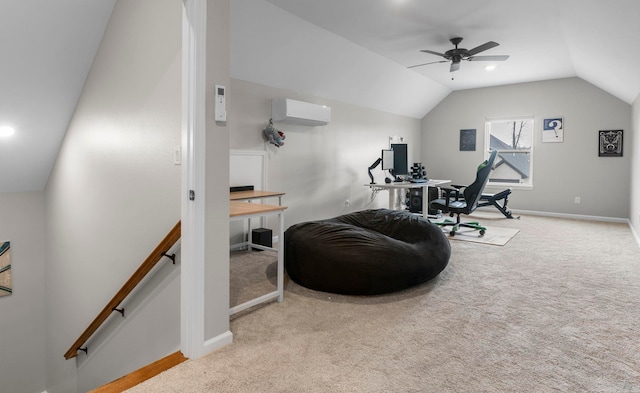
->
left=368, top=143, right=426, bottom=184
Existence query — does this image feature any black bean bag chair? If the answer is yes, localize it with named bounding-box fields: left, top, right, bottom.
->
left=284, top=209, right=450, bottom=295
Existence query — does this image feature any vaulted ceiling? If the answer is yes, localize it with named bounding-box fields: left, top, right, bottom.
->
left=236, top=0, right=640, bottom=115
left=2, top=0, right=639, bottom=193
left=263, top=0, right=640, bottom=104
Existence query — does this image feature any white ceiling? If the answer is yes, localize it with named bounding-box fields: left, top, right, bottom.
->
left=263, top=0, right=640, bottom=101
left=3, top=0, right=640, bottom=193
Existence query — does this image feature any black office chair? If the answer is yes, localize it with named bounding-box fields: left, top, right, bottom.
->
left=429, top=150, right=498, bottom=237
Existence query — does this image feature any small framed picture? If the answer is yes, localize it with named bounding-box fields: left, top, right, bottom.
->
left=460, top=129, right=476, bottom=151
left=542, top=117, right=563, bottom=143
left=0, top=241, right=11, bottom=297
left=599, top=130, right=623, bottom=157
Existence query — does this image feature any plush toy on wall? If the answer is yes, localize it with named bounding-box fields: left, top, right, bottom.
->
left=263, top=119, right=285, bottom=147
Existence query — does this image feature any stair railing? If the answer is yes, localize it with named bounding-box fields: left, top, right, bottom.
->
left=64, top=221, right=181, bottom=360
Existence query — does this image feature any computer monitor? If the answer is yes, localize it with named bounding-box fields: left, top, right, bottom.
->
left=390, top=143, right=408, bottom=176
left=381, top=149, right=394, bottom=170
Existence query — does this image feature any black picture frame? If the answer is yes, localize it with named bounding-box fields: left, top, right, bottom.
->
left=460, top=129, right=476, bottom=151
left=598, top=130, right=623, bottom=157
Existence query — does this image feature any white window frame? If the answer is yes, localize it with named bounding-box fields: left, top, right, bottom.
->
left=484, top=117, right=534, bottom=189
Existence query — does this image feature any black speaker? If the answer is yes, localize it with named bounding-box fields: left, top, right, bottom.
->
left=408, top=189, right=423, bottom=213
left=406, top=187, right=439, bottom=214
left=251, top=228, right=272, bottom=251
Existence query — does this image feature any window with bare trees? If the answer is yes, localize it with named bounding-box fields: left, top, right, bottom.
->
left=484, top=118, right=534, bottom=188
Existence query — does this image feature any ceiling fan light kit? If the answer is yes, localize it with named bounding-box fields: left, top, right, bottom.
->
left=409, top=37, right=509, bottom=72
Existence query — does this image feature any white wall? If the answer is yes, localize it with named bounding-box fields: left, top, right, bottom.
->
left=422, top=77, right=632, bottom=219
left=230, top=79, right=423, bottom=228
left=0, top=192, right=46, bottom=393
left=630, top=94, right=640, bottom=241
left=44, top=0, right=183, bottom=391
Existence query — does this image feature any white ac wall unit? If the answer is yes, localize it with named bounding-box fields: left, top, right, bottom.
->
left=271, top=98, right=331, bottom=126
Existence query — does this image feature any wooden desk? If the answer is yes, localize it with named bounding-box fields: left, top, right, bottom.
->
left=365, top=180, right=450, bottom=218
left=228, top=195, right=287, bottom=316
left=230, top=190, right=285, bottom=204
left=230, top=200, right=286, bottom=217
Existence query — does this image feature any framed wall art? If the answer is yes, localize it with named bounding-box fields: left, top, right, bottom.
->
left=0, top=241, right=11, bottom=297
left=598, top=130, right=623, bottom=157
left=459, top=129, right=476, bottom=151
left=542, top=117, right=563, bottom=143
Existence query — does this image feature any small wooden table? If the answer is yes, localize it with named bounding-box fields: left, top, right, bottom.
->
left=230, top=200, right=286, bottom=217
left=228, top=192, right=287, bottom=315
left=229, top=190, right=285, bottom=205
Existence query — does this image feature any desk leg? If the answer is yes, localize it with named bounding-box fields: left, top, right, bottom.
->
left=388, top=189, right=396, bottom=210
left=247, top=217, right=253, bottom=250
left=421, top=185, right=429, bottom=218
left=277, top=211, right=284, bottom=302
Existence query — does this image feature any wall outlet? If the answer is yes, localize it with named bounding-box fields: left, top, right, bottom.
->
left=574, top=197, right=581, bottom=204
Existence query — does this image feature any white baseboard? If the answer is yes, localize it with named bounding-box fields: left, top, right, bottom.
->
left=629, top=221, right=640, bottom=249
left=511, top=209, right=628, bottom=223
left=202, top=330, right=233, bottom=357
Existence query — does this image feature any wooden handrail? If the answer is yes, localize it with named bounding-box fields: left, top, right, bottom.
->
left=64, top=221, right=181, bottom=360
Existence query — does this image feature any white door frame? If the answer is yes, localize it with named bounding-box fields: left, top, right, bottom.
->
left=180, top=0, right=207, bottom=359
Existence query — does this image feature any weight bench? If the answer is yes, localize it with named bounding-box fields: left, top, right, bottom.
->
left=478, top=188, right=513, bottom=218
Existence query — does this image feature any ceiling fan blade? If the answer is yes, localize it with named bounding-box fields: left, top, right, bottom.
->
left=450, top=61, right=460, bottom=72
left=468, top=55, right=510, bottom=62
left=407, top=60, right=448, bottom=69
left=466, top=41, right=499, bottom=56
left=420, top=49, right=447, bottom=58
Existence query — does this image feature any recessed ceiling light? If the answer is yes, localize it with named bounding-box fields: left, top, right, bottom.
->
left=0, top=126, right=15, bottom=137
left=485, top=65, right=497, bottom=71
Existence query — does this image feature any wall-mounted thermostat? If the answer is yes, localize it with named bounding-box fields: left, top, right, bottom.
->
left=215, top=85, right=227, bottom=121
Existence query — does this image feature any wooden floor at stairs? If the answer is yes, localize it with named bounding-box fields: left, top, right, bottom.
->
left=89, top=351, right=188, bottom=393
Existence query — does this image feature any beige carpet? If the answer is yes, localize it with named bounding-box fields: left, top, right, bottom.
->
left=434, top=210, right=520, bottom=245
left=126, top=214, right=640, bottom=393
